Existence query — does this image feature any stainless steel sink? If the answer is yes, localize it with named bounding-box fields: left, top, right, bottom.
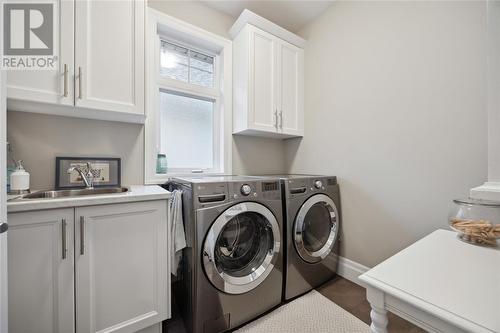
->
left=22, top=187, right=129, bottom=199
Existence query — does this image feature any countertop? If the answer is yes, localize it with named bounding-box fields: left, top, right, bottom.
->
left=7, top=185, right=171, bottom=213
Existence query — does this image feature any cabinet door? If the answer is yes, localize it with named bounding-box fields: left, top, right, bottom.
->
left=7, top=209, right=75, bottom=333
left=277, top=40, right=304, bottom=136
left=6, top=0, right=74, bottom=105
left=74, top=0, right=145, bottom=114
left=75, top=201, right=169, bottom=333
left=248, top=26, right=278, bottom=132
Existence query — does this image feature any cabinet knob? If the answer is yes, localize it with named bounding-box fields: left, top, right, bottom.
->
left=0, top=222, right=8, bottom=234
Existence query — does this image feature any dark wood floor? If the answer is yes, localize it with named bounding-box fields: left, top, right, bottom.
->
left=317, top=276, right=425, bottom=333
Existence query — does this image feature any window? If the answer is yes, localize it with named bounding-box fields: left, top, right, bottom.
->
left=159, top=91, right=216, bottom=170
left=155, top=39, right=220, bottom=175
left=145, top=10, right=232, bottom=183
left=160, top=41, right=215, bottom=87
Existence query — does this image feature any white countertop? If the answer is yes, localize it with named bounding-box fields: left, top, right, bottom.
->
left=7, top=185, right=171, bottom=213
left=360, top=229, right=500, bottom=333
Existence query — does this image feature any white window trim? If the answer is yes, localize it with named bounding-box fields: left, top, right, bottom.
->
left=470, top=1, right=499, bottom=200
left=144, top=8, right=232, bottom=184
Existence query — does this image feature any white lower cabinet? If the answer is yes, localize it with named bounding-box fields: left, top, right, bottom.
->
left=7, top=200, right=169, bottom=333
left=75, top=201, right=169, bottom=333
left=8, top=208, right=75, bottom=333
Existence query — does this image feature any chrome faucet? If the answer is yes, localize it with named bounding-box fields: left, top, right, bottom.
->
left=67, top=162, right=95, bottom=189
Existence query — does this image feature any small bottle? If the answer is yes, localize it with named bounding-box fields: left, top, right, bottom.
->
left=10, top=160, right=30, bottom=194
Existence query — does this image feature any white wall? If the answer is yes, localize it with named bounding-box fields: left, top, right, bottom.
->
left=6, top=1, right=286, bottom=189
left=287, top=1, right=488, bottom=267
left=487, top=0, right=500, bottom=181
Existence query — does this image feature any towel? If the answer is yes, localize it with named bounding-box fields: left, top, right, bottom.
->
left=169, top=189, right=187, bottom=276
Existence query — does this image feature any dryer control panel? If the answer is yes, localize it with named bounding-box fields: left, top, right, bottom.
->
left=286, top=176, right=337, bottom=199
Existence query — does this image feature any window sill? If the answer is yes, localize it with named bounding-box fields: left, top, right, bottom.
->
left=469, top=182, right=500, bottom=201
left=145, top=172, right=229, bottom=185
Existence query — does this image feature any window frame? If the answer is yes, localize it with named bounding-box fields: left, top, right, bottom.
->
left=145, top=8, right=232, bottom=184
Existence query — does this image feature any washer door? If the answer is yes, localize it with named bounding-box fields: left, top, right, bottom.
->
left=294, top=194, right=339, bottom=264
left=202, top=202, right=281, bottom=294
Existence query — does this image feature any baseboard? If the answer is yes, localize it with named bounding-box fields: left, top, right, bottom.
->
left=337, top=256, right=370, bottom=288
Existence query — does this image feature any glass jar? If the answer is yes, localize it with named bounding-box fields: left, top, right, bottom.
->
left=156, top=154, right=168, bottom=174
left=449, top=198, right=500, bottom=246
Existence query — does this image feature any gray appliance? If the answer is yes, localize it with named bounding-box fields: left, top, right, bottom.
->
left=275, top=175, right=341, bottom=301
left=170, top=176, right=283, bottom=333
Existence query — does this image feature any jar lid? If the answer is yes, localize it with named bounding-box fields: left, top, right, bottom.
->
left=453, top=198, right=500, bottom=207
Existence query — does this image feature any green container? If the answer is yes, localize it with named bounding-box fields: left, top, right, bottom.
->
left=156, top=154, right=167, bottom=174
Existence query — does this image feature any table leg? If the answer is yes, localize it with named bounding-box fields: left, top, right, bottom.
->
left=369, top=304, right=388, bottom=333
left=366, top=287, right=388, bottom=333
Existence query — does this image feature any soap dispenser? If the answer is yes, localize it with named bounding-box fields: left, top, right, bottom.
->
left=10, top=160, right=30, bottom=194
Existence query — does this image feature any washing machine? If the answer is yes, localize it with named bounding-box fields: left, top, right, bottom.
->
left=276, top=175, right=341, bottom=301
left=170, top=176, right=283, bottom=333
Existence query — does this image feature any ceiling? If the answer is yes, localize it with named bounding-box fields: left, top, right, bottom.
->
left=200, top=1, right=334, bottom=33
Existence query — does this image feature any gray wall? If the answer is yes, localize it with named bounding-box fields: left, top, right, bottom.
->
left=148, top=0, right=233, bottom=39
left=7, top=1, right=286, bottom=189
left=7, top=112, right=144, bottom=188
left=286, top=1, right=488, bottom=267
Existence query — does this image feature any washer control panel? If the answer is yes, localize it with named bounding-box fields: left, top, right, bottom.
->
left=228, top=180, right=281, bottom=201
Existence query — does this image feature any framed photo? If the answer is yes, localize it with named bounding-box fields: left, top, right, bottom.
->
left=56, top=157, right=121, bottom=189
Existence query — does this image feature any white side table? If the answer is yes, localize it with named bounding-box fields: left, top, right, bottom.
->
left=359, top=230, right=500, bottom=333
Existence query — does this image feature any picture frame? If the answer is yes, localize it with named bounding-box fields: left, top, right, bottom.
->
left=55, top=157, right=121, bottom=189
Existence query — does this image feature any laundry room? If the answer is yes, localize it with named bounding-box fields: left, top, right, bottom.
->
left=0, top=1, right=498, bottom=333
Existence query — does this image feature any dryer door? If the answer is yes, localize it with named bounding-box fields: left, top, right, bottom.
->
left=202, top=202, right=281, bottom=294
left=294, top=194, right=339, bottom=263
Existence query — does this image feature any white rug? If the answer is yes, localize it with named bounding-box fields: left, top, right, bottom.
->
left=235, top=290, right=370, bottom=333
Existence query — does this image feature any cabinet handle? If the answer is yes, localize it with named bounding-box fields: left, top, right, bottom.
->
left=78, top=66, right=82, bottom=99
left=80, top=216, right=85, bottom=255
left=274, top=109, right=278, bottom=129
left=279, top=110, right=283, bottom=129
left=61, top=219, right=67, bottom=259
left=63, top=64, right=68, bottom=97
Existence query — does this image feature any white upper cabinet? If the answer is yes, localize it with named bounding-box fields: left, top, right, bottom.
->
left=74, top=0, right=144, bottom=115
left=7, top=0, right=145, bottom=124
left=231, top=10, right=305, bottom=139
left=278, top=40, right=304, bottom=136
left=249, top=27, right=278, bottom=133
left=7, top=0, right=74, bottom=106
